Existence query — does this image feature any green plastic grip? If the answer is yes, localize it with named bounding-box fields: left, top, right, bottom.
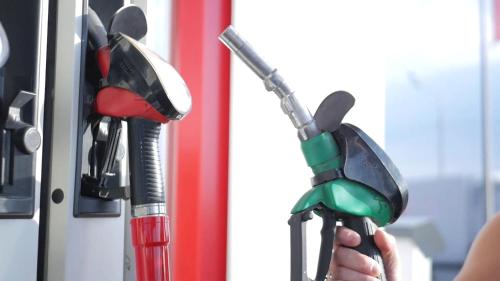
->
left=293, top=132, right=393, bottom=226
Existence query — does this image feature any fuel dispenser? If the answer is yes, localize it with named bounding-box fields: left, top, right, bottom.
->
left=0, top=1, right=48, bottom=280
left=0, top=1, right=189, bottom=280
left=0, top=1, right=43, bottom=218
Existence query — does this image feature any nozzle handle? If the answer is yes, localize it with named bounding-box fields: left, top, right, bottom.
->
left=343, top=216, right=387, bottom=281
left=128, top=118, right=165, bottom=211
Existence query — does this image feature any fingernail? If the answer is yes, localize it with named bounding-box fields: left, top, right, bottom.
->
left=344, top=231, right=354, bottom=242
left=346, top=231, right=359, bottom=244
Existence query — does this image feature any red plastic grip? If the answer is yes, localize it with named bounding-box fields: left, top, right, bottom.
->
left=131, top=215, right=170, bottom=281
left=95, top=86, right=168, bottom=123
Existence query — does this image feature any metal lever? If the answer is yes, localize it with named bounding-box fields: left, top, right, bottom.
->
left=0, top=90, right=41, bottom=187
left=5, top=90, right=41, bottom=154
left=97, top=117, right=122, bottom=189
left=289, top=207, right=336, bottom=281
left=81, top=117, right=128, bottom=200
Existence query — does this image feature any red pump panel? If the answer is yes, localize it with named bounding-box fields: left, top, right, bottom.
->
left=168, top=0, right=231, bottom=280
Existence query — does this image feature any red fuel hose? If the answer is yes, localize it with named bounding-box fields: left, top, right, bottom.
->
left=131, top=216, right=170, bottom=281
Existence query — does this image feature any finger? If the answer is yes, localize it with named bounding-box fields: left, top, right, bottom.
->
left=334, top=246, right=382, bottom=276
left=374, top=229, right=399, bottom=279
left=332, top=266, right=380, bottom=281
left=329, top=254, right=339, bottom=273
left=374, top=229, right=398, bottom=265
left=374, top=229, right=396, bottom=253
left=335, top=226, right=361, bottom=247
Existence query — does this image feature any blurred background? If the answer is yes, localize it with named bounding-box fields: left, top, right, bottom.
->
left=386, top=0, right=497, bottom=279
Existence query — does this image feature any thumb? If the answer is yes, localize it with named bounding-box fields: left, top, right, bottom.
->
left=374, top=229, right=400, bottom=281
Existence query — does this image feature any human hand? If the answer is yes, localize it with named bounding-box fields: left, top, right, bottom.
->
left=328, top=226, right=400, bottom=281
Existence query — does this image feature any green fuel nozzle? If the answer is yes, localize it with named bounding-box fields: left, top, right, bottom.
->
left=219, top=25, right=407, bottom=281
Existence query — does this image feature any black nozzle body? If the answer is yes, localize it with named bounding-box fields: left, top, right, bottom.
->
left=128, top=118, right=164, bottom=206
left=87, top=7, right=108, bottom=49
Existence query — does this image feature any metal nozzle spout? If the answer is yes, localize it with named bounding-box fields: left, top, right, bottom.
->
left=219, top=25, right=320, bottom=140
left=219, top=26, right=274, bottom=80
